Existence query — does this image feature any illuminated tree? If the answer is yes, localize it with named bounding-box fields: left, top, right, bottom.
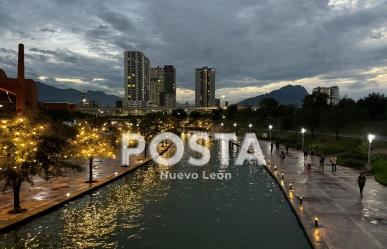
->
left=0, top=117, right=45, bottom=213
left=71, top=121, right=115, bottom=183
left=137, top=113, right=177, bottom=156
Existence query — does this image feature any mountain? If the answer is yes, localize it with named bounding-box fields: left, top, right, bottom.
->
left=36, top=82, right=121, bottom=107
left=238, top=84, right=309, bottom=106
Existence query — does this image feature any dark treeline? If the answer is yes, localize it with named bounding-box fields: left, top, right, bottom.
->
left=209, top=92, right=387, bottom=140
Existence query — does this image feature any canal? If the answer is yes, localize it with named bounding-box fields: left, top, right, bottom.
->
left=0, top=135, right=311, bottom=249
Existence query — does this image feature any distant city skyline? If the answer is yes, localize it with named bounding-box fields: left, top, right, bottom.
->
left=1, top=0, right=387, bottom=104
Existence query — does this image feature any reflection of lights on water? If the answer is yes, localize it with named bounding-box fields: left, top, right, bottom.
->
left=60, top=166, right=171, bottom=248
left=313, top=229, right=321, bottom=241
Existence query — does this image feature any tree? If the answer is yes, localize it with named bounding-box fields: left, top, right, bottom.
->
left=302, top=92, right=328, bottom=109
left=277, top=105, right=297, bottom=131
left=259, top=97, right=279, bottom=117
left=323, top=105, right=349, bottom=140
left=226, top=104, right=238, bottom=119
left=36, top=135, right=81, bottom=180
left=0, top=116, right=45, bottom=213
left=358, top=93, right=387, bottom=120
left=71, top=121, right=115, bottom=183
left=137, top=113, right=176, bottom=156
left=299, top=92, right=328, bottom=137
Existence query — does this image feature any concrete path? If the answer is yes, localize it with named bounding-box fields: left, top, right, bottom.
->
left=259, top=140, right=387, bottom=249
left=0, top=143, right=171, bottom=231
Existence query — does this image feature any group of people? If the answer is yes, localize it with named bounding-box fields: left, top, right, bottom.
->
left=303, top=148, right=366, bottom=196
left=269, top=141, right=367, bottom=196
left=304, top=150, right=337, bottom=172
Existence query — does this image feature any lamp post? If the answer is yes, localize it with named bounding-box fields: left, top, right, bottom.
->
left=301, top=128, right=306, bottom=152
left=269, top=125, right=273, bottom=142
left=221, top=122, right=224, bottom=132
left=249, top=123, right=252, bottom=132
left=233, top=123, right=237, bottom=134
left=368, top=134, right=375, bottom=167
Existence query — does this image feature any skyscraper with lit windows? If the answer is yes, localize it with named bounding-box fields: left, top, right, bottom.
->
left=123, top=51, right=150, bottom=107
left=195, top=67, right=215, bottom=107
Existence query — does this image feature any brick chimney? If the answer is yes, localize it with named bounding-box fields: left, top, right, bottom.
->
left=17, top=43, right=24, bottom=80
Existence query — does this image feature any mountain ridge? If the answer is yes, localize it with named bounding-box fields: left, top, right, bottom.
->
left=37, top=82, right=121, bottom=107
left=237, top=84, right=309, bottom=106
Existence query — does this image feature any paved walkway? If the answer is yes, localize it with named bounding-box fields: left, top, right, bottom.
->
left=259, top=140, right=387, bottom=249
left=0, top=143, right=171, bottom=231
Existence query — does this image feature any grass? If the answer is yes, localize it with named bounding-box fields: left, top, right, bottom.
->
left=372, top=155, right=387, bottom=185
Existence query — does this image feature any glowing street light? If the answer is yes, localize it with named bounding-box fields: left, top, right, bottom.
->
left=269, top=124, right=273, bottom=142
left=301, top=128, right=306, bottom=152
left=220, top=122, right=224, bottom=132
left=368, top=134, right=375, bottom=167
left=249, top=123, right=252, bottom=132
left=314, top=217, right=319, bottom=227
left=233, top=123, right=237, bottom=134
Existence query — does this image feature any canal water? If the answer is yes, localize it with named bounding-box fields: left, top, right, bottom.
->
left=0, top=135, right=311, bottom=249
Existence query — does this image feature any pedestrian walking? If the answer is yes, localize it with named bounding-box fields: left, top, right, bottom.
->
left=275, top=142, right=280, bottom=152
left=330, top=156, right=337, bottom=172
left=280, top=151, right=285, bottom=161
left=303, top=149, right=308, bottom=160
left=356, top=173, right=367, bottom=196
left=270, top=142, right=274, bottom=154
left=319, top=155, right=325, bottom=172
left=306, top=157, right=312, bottom=175
left=285, top=144, right=289, bottom=154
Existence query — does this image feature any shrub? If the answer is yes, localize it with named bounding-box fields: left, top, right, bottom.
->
left=372, top=154, right=387, bottom=185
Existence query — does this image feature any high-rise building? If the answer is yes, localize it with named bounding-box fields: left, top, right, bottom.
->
left=195, top=67, right=215, bottom=107
left=123, top=51, right=150, bottom=107
left=312, top=86, right=340, bottom=105
left=163, top=65, right=176, bottom=107
left=215, top=98, right=220, bottom=108
left=149, top=65, right=176, bottom=107
left=150, top=66, right=164, bottom=106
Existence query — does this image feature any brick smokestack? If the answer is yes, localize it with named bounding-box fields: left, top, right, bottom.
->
left=17, top=43, right=24, bottom=80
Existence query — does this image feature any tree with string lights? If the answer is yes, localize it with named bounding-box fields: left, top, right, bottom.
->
left=71, top=121, right=115, bottom=183
left=0, top=116, right=46, bottom=213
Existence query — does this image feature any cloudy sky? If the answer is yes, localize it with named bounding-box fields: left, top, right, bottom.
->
left=1, top=0, right=387, bottom=103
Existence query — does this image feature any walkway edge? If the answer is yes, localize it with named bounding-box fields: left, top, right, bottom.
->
left=0, top=143, right=173, bottom=234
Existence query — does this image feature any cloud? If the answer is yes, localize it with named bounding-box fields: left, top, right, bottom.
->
left=0, top=0, right=387, bottom=104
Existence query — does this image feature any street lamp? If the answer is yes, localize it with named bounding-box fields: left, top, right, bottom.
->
left=301, top=128, right=306, bottom=152
left=82, top=98, right=87, bottom=110
left=269, top=125, right=273, bottom=142
left=233, top=123, right=237, bottom=134
left=220, top=122, right=224, bottom=132
left=249, top=123, right=252, bottom=132
left=368, top=134, right=375, bottom=167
